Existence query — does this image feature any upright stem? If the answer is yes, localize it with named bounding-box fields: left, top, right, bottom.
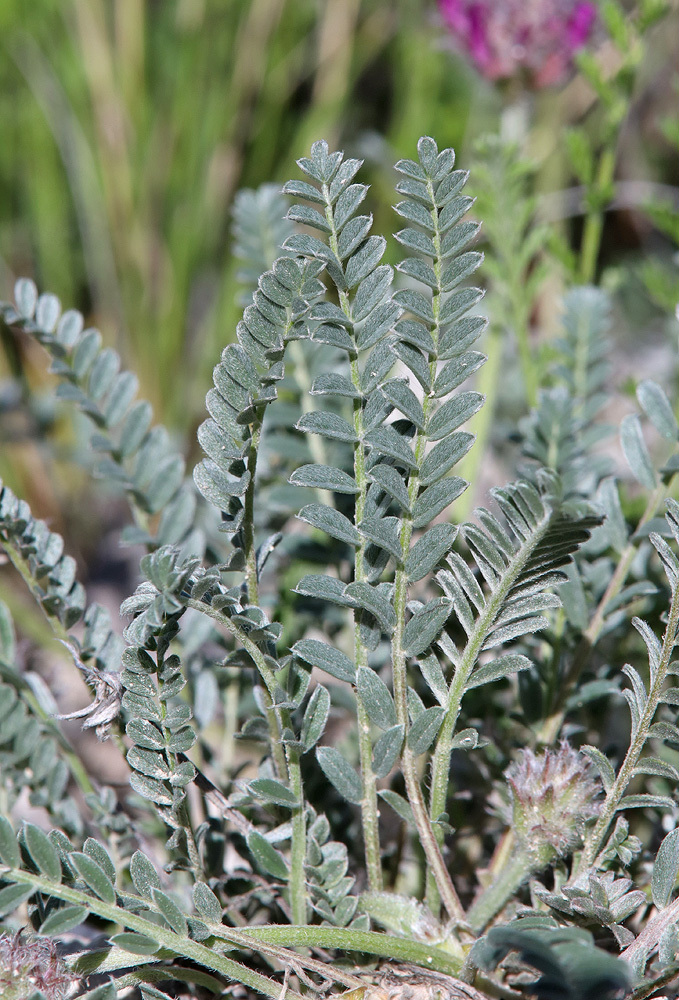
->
left=577, top=563, right=679, bottom=874
left=538, top=482, right=666, bottom=745
left=285, top=744, right=307, bottom=925
left=465, top=847, right=533, bottom=932
left=324, top=186, right=383, bottom=891
left=579, top=146, right=616, bottom=285
left=426, top=508, right=554, bottom=909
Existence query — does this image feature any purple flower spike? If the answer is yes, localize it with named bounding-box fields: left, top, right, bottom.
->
left=438, top=0, right=597, bottom=88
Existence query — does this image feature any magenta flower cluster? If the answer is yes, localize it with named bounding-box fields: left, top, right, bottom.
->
left=438, top=0, right=597, bottom=87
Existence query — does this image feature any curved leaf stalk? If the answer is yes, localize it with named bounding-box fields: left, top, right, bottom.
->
left=538, top=480, right=666, bottom=745
left=186, top=594, right=306, bottom=922
left=576, top=569, right=679, bottom=874
left=426, top=503, right=555, bottom=911
left=390, top=168, right=466, bottom=925
left=322, top=179, right=383, bottom=892
left=0, top=864, right=302, bottom=1000
left=186, top=598, right=286, bottom=778
left=232, top=925, right=463, bottom=976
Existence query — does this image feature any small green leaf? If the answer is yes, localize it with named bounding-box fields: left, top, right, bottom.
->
left=70, top=852, right=116, bottom=903
left=467, top=654, right=532, bottom=690
left=369, top=464, right=410, bottom=511
left=580, top=745, right=616, bottom=791
left=451, top=728, right=479, bottom=750
left=358, top=516, right=403, bottom=561
left=80, top=984, right=117, bottom=1000
left=412, top=478, right=467, bottom=529
left=403, top=598, right=452, bottom=656
left=129, top=851, right=161, bottom=900
left=310, top=373, right=359, bottom=398
left=301, top=685, right=331, bottom=751
left=637, top=380, right=678, bottom=441
left=620, top=414, right=656, bottom=489
left=0, top=883, right=35, bottom=916
left=408, top=706, right=445, bottom=754
left=418, top=653, right=448, bottom=706
left=292, top=638, right=355, bottom=682
left=249, top=778, right=298, bottom=808
left=381, top=379, right=425, bottom=429
left=405, top=523, right=457, bottom=582
left=84, top=838, right=116, bottom=882
left=193, top=881, right=222, bottom=923
left=14, top=277, right=38, bottom=318
left=357, top=667, right=397, bottom=730
left=378, top=789, right=415, bottom=825
left=426, top=392, right=484, bottom=441
left=616, top=794, right=675, bottom=811
left=39, top=905, right=89, bottom=935
left=316, top=746, right=363, bottom=804
left=247, top=831, right=290, bottom=880
left=345, top=581, right=395, bottom=631
left=298, top=504, right=360, bottom=545
left=24, top=823, right=62, bottom=881
left=126, top=719, right=165, bottom=750
left=653, top=828, right=679, bottom=908
left=419, top=433, right=474, bottom=486
left=110, top=932, right=161, bottom=955
left=296, top=411, right=357, bottom=442
left=345, top=236, right=387, bottom=287
left=366, top=425, right=417, bottom=470
left=152, top=887, right=188, bottom=934
left=129, top=772, right=173, bottom=806
left=0, top=816, right=19, bottom=868
left=372, top=725, right=404, bottom=778
left=289, top=464, right=357, bottom=494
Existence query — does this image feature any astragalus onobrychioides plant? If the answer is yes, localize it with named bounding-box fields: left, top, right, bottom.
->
left=1, top=137, right=679, bottom=1000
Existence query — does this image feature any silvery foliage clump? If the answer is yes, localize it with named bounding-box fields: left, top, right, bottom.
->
left=0, top=137, right=678, bottom=1000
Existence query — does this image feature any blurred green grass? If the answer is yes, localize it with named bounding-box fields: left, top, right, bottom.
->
left=0, top=0, right=474, bottom=430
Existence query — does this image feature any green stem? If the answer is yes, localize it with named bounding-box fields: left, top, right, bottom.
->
left=324, top=180, right=383, bottom=892
left=231, top=924, right=463, bottom=976
left=289, top=339, right=334, bottom=509
left=186, top=597, right=287, bottom=779
left=538, top=482, right=666, bottom=745
left=243, top=417, right=263, bottom=607
left=579, top=146, right=616, bottom=285
left=0, top=866, right=301, bottom=1000
left=577, top=554, right=679, bottom=874
left=427, top=506, right=554, bottom=906
left=465, top=847, right=534, bottom=932
left=285, top=744, right=308, bottom=926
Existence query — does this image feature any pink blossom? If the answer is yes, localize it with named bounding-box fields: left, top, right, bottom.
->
left=438, top=0, right=597, bottom=87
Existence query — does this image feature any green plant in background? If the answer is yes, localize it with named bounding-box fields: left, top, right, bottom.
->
left=0, top=0, right=473, bottom=440
left=2, top=134, right=679, bottom=1000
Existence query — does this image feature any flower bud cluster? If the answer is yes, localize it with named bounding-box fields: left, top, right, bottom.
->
left=507, top=742, right=602, bottom=866
left=0, top=932, right=75, bottom=1000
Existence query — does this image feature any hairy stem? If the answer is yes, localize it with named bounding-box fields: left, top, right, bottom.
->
left=577, top=562, right=679, bottom=873
left=427, top=506, right=554, bottom=908
left=538, top=482, right=666, bottom=745
left=465, top=847, right=534, bottom=932
left=0, top=866, right=302, bottom=1000
left=285, top=744, right=307, bottom=926
left=323, top=179, right=383, bottom=891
